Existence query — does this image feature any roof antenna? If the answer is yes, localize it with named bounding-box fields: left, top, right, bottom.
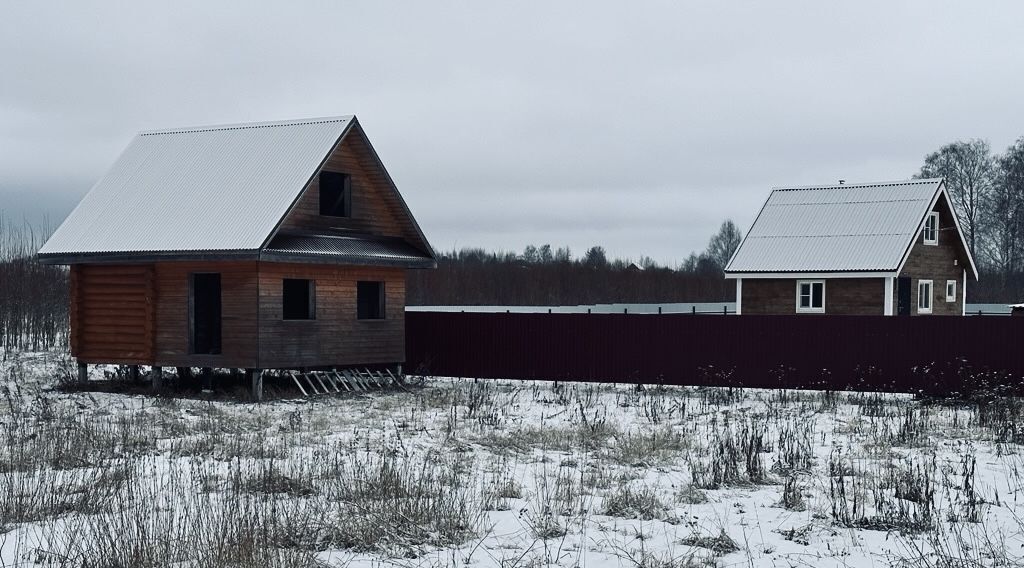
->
left=838, top=179, right=846, bottom=185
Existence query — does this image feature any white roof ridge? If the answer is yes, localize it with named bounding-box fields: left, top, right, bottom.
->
left=772, top=178, right=942, bottom=192
left=140, top=115, right=355, bottom=136
left=747, top=232, right=914, bottom=238
left=767, top=198, right=930, bottom=205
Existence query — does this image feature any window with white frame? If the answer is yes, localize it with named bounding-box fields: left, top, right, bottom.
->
left=796, top=280, right=825, bottom=313
left=923, top=212, right=938, bottom=245
left=946, top=280, right=956, bottom=302
left=918, top=280, right=933, bottom=314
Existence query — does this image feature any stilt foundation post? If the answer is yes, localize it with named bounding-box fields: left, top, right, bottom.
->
left=248, top=369, right=264, bottom=401
left=152, top=366, right=163, bottom=392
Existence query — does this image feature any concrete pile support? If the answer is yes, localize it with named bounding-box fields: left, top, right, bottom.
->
left=247, top=368, right=264, bottom=401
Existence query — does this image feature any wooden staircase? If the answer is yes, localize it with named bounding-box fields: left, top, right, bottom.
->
left=286, top=368, right=404, bottom=397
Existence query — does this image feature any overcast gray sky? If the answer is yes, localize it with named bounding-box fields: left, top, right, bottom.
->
left=2, top=2, right=1022, bottom=265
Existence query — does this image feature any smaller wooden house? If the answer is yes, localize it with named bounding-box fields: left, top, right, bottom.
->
left=38, top=116, right=435, bottom=398
left=725, top=179, right=977, bottom=316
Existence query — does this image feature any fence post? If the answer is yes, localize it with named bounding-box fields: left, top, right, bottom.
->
left=723, top=305, right=727, bottom=315
left=692, top=306, right=696, bottom=315
left=658, top=306, right=662, bottom=314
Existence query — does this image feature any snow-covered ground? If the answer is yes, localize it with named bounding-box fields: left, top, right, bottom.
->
left=2, top=351, right=1023, bottom=567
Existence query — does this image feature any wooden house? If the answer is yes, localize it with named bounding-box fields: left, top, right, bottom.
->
left=724, top=179, right=977, bottom=316
left=38, top=116, right=435, bottom=398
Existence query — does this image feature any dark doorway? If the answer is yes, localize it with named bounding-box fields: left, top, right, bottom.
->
left=896, top=277, right=912, bottom=316
left=191, top=273, right=222, bottom=354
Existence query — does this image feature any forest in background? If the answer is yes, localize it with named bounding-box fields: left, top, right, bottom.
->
left=0, top=217, right=66, bottom=350
left=406, top=224, right=739, bottom=305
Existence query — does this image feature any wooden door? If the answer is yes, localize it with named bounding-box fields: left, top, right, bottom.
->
left=190, top=273, right=222, bottom=354
left=896, top=277, right=912, bottom=316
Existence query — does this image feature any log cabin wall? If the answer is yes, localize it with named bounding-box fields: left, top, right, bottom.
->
left=70, top=264, right=155, bottom=365
left=152, top=261, right=259, bottom=369
left=742, top=277, right=885, bottom=315
left=277, top=126, right=407, bottom=239
left=257, top=262, right=406, bottom=369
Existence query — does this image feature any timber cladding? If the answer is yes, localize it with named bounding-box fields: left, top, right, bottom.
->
left=71, top=261, right=407, bottom=369
left=742, top=278, right=884, bottom=315
left=257, top=263, right=405, bottom=369
left=277, top=125, right=413, bottom=242
left=71, top=264, right=155, bottom=365
left=153, top=261, right=259, bottom=369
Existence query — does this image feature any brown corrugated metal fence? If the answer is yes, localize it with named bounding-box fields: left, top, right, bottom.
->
left=406, top=313, right=1024, bottom=395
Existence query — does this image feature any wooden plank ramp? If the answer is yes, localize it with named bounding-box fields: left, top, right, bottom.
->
left=287, top=369, right=402, bottom=398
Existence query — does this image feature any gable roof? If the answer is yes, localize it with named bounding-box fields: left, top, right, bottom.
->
left=725, top=178, right=978, bottom=279
left=38, top=116, right=434, bottom=266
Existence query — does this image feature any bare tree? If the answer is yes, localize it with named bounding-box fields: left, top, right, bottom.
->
left=522, top=245, right=539, bottom=263
left=538, top=244, right=553, bottom=263
left=703, top=220, right=743, bottom=270
left=917, top=139, right=994, bottom=259
left=982, top=138, right=1024, bottom=275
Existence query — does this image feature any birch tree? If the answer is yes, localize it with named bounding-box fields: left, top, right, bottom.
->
left=917, top=139, right=994, bottom=260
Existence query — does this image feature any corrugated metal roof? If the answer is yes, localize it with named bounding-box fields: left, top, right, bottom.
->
left=726, top=179, right=942, bottom=273
left=39, top=116, right=354, bottom=256
left=263, top=234, right=435, bottom=268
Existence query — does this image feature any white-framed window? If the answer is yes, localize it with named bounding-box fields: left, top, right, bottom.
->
left=946, top=280, right=956, bottom=302
left=796, top=280, right=825, bottom=313
left=923, top=212, right=938, bottom=245
left=918, top=279, right=933, bottom=314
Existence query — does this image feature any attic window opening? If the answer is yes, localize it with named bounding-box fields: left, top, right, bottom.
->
left=923, top=212, right=938, bottom=245
left=796, top=280, right=825, bottom=314
left=319, top=171, right=351, bottom=217
left=283, top=279, right=315, bottom=320
left=357, top=281, right=385, bottom=320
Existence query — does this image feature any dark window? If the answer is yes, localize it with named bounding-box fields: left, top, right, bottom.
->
left=357, top=281, right=384, bottom=320
left=319, top=171, right=351, bottom=217
left=283, top=279, right=315, bottom=320
left=191, top=273, right=222, bottom=354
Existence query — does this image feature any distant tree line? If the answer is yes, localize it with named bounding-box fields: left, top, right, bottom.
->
left=407, top=221, right=741, bottom=305
left=0, top=217, right=67, bottom=350
left=915, top=137, right=1024, bottom=302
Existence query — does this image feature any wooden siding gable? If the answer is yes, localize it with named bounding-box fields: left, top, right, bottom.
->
left=895, top=182, right=978, bottom=281
left=268, top=121, right=435, bottom=260
left=897, top=192, right=969, bottom=315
